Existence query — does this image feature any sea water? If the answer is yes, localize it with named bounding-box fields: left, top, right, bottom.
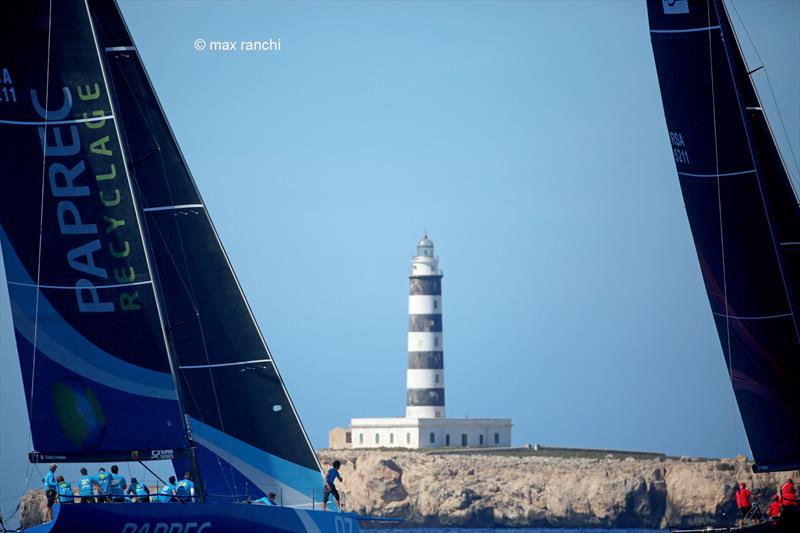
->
left=364, top=529, right=662, bottom=532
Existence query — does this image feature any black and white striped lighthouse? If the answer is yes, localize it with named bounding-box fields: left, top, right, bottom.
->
left=406, top=234, right=445, bottom=419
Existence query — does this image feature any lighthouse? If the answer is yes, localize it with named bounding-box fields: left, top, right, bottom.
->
left=333, top=234, right=512, bottom=450
left=406, top=234, right=445, bottom=418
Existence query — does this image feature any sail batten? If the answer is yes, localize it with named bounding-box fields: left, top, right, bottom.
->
left=647, top=0, right=800, bottom=471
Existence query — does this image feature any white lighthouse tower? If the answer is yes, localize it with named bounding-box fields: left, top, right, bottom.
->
left=338, top=234, right=512, bottom=450
left=406, top=234, right=445, bottom=419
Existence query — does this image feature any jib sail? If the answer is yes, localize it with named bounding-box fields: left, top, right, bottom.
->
left=647, top=0, right=800, bottom=471
left=0, top=0, right=188, bottom=461
left=88, top=0, right=325, bottom=504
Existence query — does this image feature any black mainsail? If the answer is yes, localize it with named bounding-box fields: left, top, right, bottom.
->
left=647, top=0, right=800, bottom=472
left=87, top=0, right=325, bottom=505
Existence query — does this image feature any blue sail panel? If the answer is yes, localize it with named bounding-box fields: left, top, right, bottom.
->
left=0, top=0, right=187, bottom=459
left=647, top=0, right=800, bottom=471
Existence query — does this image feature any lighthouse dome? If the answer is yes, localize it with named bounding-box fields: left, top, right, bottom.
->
left=416, top=234, right=434, bottom=256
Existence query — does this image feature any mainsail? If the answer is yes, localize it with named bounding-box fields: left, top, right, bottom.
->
left=0, top=1, right=188, bottom=461
left=647, top=0, right=800, bottom=472
left=87, top=0, right=325, bottom=504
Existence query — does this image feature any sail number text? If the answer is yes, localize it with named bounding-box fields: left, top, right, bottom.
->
left=1, top=68, right=16, bottom=103
left=669, top=131, right=690, bottom=164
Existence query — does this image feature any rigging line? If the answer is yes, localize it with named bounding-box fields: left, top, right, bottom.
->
left=145, top=212, right=228, bottom=438
left=28, top=0, right=55, bottom=452
left=708, top=0, right=739, bottom=458
left=728, top=0, right=800, bottom=181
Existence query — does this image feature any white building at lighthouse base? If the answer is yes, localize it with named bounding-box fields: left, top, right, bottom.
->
left=331, top=416, right=511, bottom=450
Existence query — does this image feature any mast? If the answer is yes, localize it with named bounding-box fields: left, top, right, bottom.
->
left=83, top=0, right=204, bottom=494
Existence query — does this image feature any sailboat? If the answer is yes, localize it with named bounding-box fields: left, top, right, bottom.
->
left=0, top=1, right=369, bottom=531
left=646, top=0, right=799, bottom=530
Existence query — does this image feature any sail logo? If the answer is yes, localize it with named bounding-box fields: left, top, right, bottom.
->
left=32, top=84, right=142, bottom=314
left=150, top=449, right=175, bottom=460
left=121, top=522, right=210, bottom=533
left=662, top=0, right=689, bottom=15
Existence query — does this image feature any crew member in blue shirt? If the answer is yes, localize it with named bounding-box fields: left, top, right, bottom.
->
left=109, top=465, right=128, bottom=503
left=77, top=468, right=95, bottom=503
left=322, top=460, right=343, bottom=511
left=175, top=472, right=196, bottom=503
left=42, top=463, right=58, bottom=521
left=156, top=476, right=177, bottom=503
left=56, top=475, right=74, bottom=504
left=95, top=468, right=112, bottom=502
left=255, top=492, right=278, bottom=506
left=127, top=477, right=151, bottom=503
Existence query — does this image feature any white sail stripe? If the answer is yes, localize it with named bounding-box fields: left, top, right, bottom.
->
left=780, top=242, right=800, bottom=246
left=142, top=204, right=205, bottom=212
left=745, top=107, right=763, bottom=111
left=650, top=25, right=721, bottom=34
left=0, top=114, right=114, bottom=126
left=712, top=312, right=793, bottom=320
left=678, top=169, right=756, bottom=178
left=7, top=280, right=152, bottom=290
left=105, top=46, right=136, bottom=52
left=179, top=358, right=272, bottom=370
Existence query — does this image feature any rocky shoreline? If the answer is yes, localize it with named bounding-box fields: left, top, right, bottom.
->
left=17, top=450, right=798, bottom=529
left=318, top=450, right=798, bottom=529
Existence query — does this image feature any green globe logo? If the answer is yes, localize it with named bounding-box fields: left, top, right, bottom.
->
left=52, top=378, right=106, bottom=450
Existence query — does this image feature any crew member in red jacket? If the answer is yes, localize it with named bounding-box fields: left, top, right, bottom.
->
left=780, top=479, right=797, bottom=507
left=768, top=494, right=782, bottom=520
left=736, top=482, right=753, bottom=526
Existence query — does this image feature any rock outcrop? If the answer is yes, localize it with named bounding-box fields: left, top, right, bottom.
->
left=319, top=450, right=798, bottom=528
left=18, top=489, right=47, bottom=530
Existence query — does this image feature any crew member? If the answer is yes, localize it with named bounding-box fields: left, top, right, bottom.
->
left=255, top=492, right=278, bottom=505
left=109, top=465, right=128, bottom=503
left=56, top=475, right=74, bottom=504
left=322, top=460, right=343, bottom=512
left=127, top=477, right=151, bottom=503
left=43, top=463, right=58, bottom=521
left=156, top=476, right=177, bottom=503
left=781, top=479, right=797, bottom=507
left=768, top=494, right=782, bottom=520
left=735, top=482, right=753, bottom=526
left=77, top=468, right=95, bottom=503
left=175, top=472, right=196, bottom=503
left=95, top=468, right=111, bottom=502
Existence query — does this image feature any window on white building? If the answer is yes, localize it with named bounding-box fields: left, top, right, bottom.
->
left=435, top=373, right=439, bottom=383
left=445, top=434, right=450, bottom=446
left=429, top=432, right=435, bottom=444
left=390, top=433, right=394, bottom=444
left=433, top=299, right=438, bottom=310
left=406, top=433, right=411, bottom=444
left=359, top=433, right=364, bottom=444
left=479, top=434, right=484, bottom=446
left=494, top=432, right=500, bottom=444
left=375, top=433, right=380, bottom=444
left=461, top=434, right=467, bottom=447
left=434, top=337, right=439, bottom=347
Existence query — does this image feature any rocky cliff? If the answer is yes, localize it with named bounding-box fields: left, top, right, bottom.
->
left=318, top=450, right=798, bottom=528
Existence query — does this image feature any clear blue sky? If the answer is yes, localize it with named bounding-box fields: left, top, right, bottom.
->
left=1, top=0, right=798, bottom=520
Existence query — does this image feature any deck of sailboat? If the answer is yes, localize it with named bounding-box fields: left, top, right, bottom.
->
left=25, top=502, right=363, bottom=533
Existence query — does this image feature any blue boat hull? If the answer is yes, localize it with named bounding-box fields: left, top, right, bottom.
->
left=26, top=503, right=361, bottom=533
